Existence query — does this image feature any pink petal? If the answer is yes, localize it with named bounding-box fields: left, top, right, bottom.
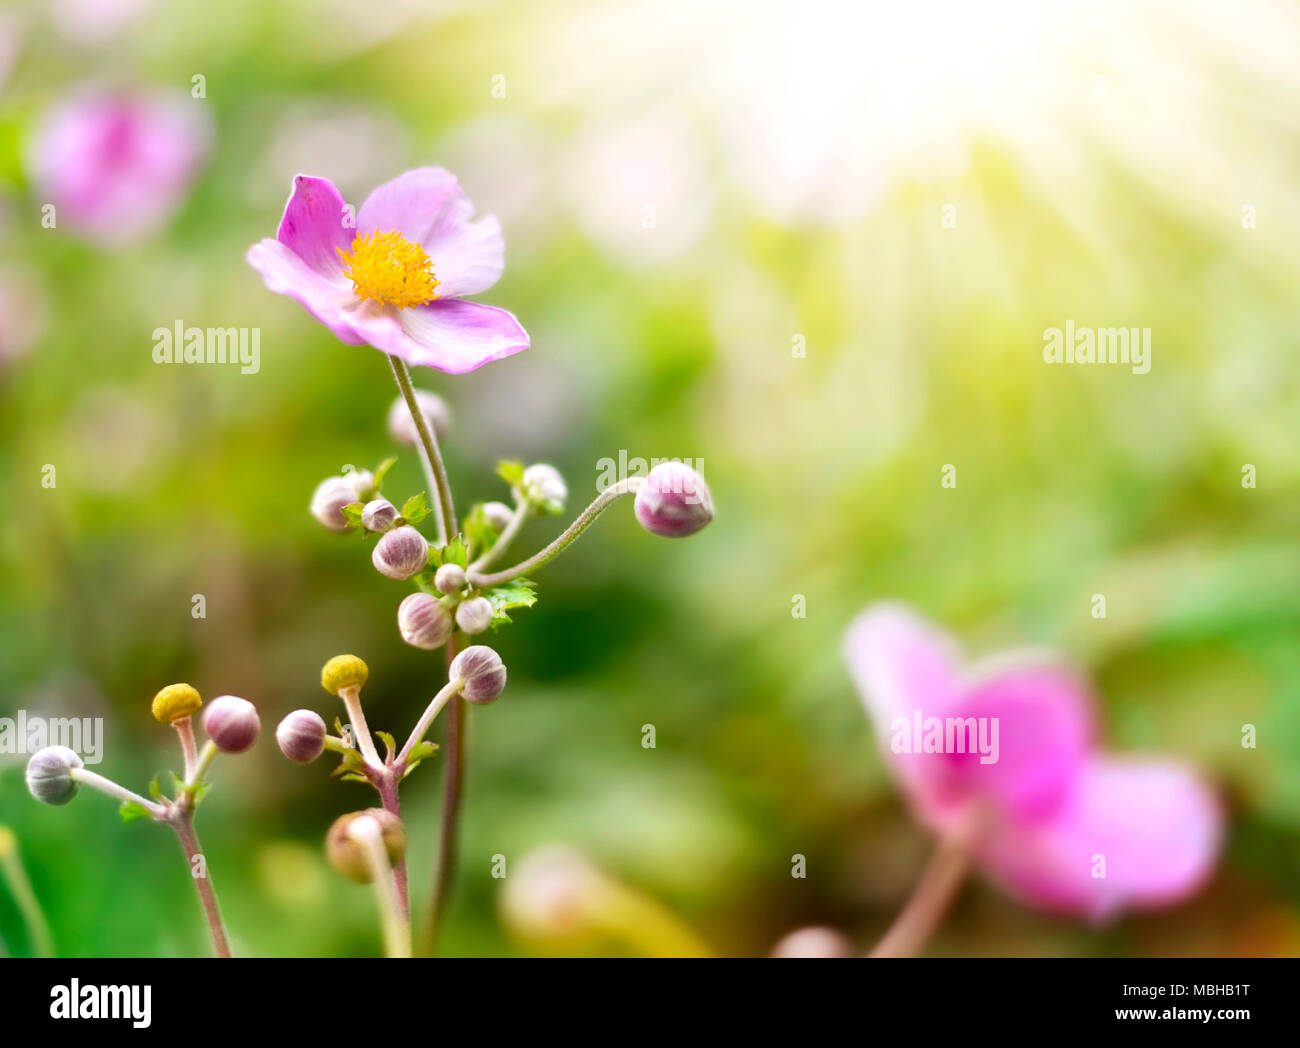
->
left=357, top=167, right=504, bottom=298
left=977, top=755, right=1223, bottom=920
left=276, top=175, right=353, bottom=278
left=937, top=658, right=1095, bottom=822
left=245, top=238, right=364, bottom=345
left=347, top=298, right=529, bottom=374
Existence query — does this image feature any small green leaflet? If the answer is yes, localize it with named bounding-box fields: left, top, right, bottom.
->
left=119, top=801, right=152, bottom=824
left=462, top=504, right=497, bottom=561
left=400, top=492, right=431, bottom=526
left=341, top=502, right=366, bottom=531
left=371, top=456, right=398, bottom=492
left=428, top=534, right=468, bottom=569
left=484, top=578, right=538, bottom=628
left=496, top=459, right=525, bottom=489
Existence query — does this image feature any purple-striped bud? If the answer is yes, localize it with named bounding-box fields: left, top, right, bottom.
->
left=372, top=525, right=429, bottom=580
left=26, top=746, right=83, bottom=805
left=277, top=709, right=327, bottom=763
left=387, top=391, right=450, bottom=446
left=202, top=695, right=260, bottom=754
left=634, top=462, right=714, bottom=538
left=397, top=592, right=453, bottom=651
left=311, top=472, right=370, bottom=532
left=450, top=645, right=507, bottom=704
left=362, top=498, right=398, bottom=533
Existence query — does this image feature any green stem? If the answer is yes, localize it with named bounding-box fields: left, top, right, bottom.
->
left=467, top=479, right=638, bottom=588
left=387, top=354, right=455, bottom=547
left=0, top=838, right=54, bottom=957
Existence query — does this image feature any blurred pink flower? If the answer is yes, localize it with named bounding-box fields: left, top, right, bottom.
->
left=26, top=90, right=210, bottom=246
left=844, top=602, right=1222, bottom=921
left=246, top=169, right=529, bottom=374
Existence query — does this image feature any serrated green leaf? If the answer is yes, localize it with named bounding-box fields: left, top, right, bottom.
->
left=407, top=740, right=439, bottom=763
left=484, top=578, right=538, bottom=629
left=119, top=801, right=152, bottom=824
left=496, top=459, right=525, bottom=489
left=400, top=492, right=431, bottom=525
left=340, top=502, right=366, bottom=530
left=429, top=534, right=468, bottom=569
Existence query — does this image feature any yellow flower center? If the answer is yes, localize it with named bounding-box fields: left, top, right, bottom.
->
left=338, top=230, right=439, bottom=309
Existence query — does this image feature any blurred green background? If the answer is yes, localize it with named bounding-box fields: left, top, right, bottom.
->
left=2, top=0, right=1299, bottom=957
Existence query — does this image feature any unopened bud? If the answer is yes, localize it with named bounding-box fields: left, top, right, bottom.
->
left=310, top=472, right=370, bottom=532
left=152, top=682, right=202, bottom=725
left=386, top=390, right=450, bottom=446
left=277, top=709, right=327, bottom=763
left=450, top=644, right=507, bottom=703
left=770, top=926, right=855, bottom=958
left=202, top=695, right=260, bottom=754
left=362, top=498, right=398, bottom=533
left=25, top=746, right=83, bottom=805
left=326, top=809, right=406, bottom=883
left=482, top=501, right=513, bottom=532
left=372, top=525, right=429, bottom=580
left=434, top=563, right=466, bottom=594
left=455, top=596, right=493, bottom=635
left=633, top=462, right=714, bottom=538
left=321, top=654, right=368, bottom=695
left=397, top=592, right=453, bottom=650
left=523, top=464, right=567, bottom=515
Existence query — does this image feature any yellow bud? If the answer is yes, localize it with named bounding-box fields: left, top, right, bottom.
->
left=0, top=824, right=16, bottom=858
left=152, top=683, right=202, bottom=724
left=321, top=654, right=368, bottom=696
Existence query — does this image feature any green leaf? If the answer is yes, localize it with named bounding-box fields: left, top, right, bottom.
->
left=484, top=578, right=538, bottom=628
left=147, top=775, right=163, bottom=800
left=340, top=772, right=371, bottom=785
left=375, top=731, right=397, bottom=760
left=372, top=456, right=398, bottom=491
left=496, top=459, right=525, bottom=489
left=429, top=534, right=468, bottom=569
left=340, top=502, right=366, bottom=530
left=407, top=741, right=439, bottom=764
left=119, top=801, right=152, bottom=824
left=463, top=504, right=497, bottom=560
left=189, top=781, right=213, bottom=808
left=400, top=492, right=431, bottom=526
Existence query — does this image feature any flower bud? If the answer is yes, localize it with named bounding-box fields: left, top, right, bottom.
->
left=633, top=462, right=714, bottom=538
left=277, top=709, right=327, bottom=763
left=372, top=525, right=429, bottom=580
left=455, top=596, right=493, bottom=635
left=361, top=498, right=398, bottom=533
left=386, top=390, right=450, bottom=446
left=310, top=473, right=369, bottom=532
left=151, top=682, right=202, bottom=725
left=450, top=644, right=507, bottom=703
left=326, top=809, right=406, bottom=883
left=770, top=926, right=855, bottom=958
left=201, top=695, right=260, bottom=754
left=25, top=746, right=83, bottom=805
left=434, top=563, right=466, bottom=594
left=523, top=464, right=567, bottom=514
left=321, top=654, right=368, bottom=695
left=482, top=501, right=513, bottom=532
left=397, top=592, right=453, bottom=651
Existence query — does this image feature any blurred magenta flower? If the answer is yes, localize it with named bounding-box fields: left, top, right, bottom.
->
left=844, top=602, right=1222, bottom=920
left=26, top=90, right=210, bottom=246
left=246, top=169, right=529, bottom=374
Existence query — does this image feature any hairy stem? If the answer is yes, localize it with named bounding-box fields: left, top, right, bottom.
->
left=468, top=479, right=638, bottom=588
left=376, top=774, right=408, bottom=920
left=387, top=354, right=455, bottom=547
left=419, top=633, right=466, bottom=957
left=468, top=496, right=527, bottom=572
left=397, top=679, right=463, bottom=764
left=869, top=833, right=970, bottom=958
left=171, top=815, right=232, bottom=958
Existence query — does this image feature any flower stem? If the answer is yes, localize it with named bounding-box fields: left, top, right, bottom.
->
left=397, top=679, right=463, bottom=764
left=68, top=768, right=167, bottom=817
left=351, top=815, right=410, bottom=958
left=387, top=354, right=455, bottom=547
left=468, top=496, right=527, bottom=572
left=188, top=740, right=218, bottom=787
left=174, top=718, right=199, bottom=781
left=467, top=479, right=638, bottom=588
left=868, top=833, right=970, bottom=958
left=338, top=685, right=383, bottom=770
left=0, top=834, right=54, bottom=957
left=170, top=815, right=232, bottom=958
left=418, top=633, right=466, bottom=957
left=376, top=774, right=409, bottom=920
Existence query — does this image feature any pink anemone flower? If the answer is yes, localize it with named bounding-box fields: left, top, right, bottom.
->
left=246, top=169, right=529, bottom=374
left=844, top=602, right=1222, bottom=921
left=26, top=90, right=210, bottom=246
